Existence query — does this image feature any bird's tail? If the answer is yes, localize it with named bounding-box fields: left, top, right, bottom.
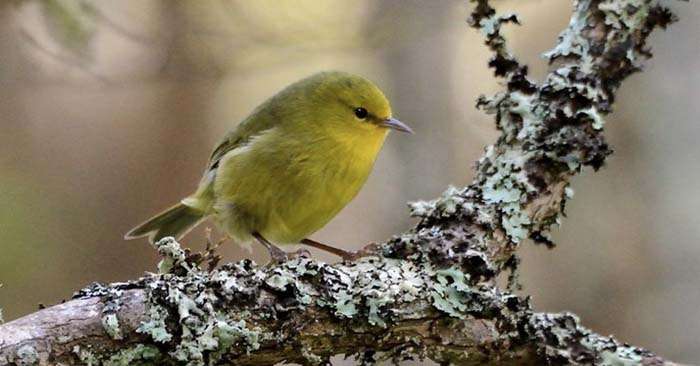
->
left=125, top=202, right=206, bottom=244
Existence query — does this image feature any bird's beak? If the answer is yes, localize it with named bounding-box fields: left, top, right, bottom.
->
left=381, top=117, right=414, bottom=134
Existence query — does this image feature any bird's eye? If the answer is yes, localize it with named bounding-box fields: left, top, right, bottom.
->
left=354, top=107, right=368, bottom=120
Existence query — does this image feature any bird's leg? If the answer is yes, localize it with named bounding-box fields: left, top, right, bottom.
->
left=252, top=232, right=288, bottom=263
left=300, top=238, right=363, bottom=261
left=205, top=228, right=228, bottom=250
left=202, top=228, right=225, bottom=271
left=215, top=233, right=230, bottom=247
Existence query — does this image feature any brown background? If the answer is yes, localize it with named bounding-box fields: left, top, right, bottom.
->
left=0, top=1, right=698, bottom=363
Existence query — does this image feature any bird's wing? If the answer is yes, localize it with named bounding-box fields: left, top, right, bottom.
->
left=207, top=107, right=279, bottom=170
left=208, top=131, right=246, bottom=170
left=184, top=110, right=279, bottom=211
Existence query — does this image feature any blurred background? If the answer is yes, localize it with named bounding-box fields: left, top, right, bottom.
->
left=0, top=0, right=698, bottom=363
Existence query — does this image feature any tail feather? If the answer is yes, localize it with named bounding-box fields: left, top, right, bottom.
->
left=125, top=203, right=205, bottom=244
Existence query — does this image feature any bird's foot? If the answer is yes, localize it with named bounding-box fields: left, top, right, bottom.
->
left=267, top=245, right=289, bottom=264
left=300, top=238, right=379, bottom=262
left=291, top=248, right=311, bottom=259
left=203, top=228, right=225, bottom=270
left=339, top=242, right=380, bottom=262
left=268, top=247, right=311, bottom=264
left=253, top=232, right=294, bottom=264
left=184, top=228, right=226, bottom=271
left=338, top=250, right=361, bottom=261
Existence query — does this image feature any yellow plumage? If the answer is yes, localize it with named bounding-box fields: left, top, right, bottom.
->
left=125, top=71, right=412, bottom=260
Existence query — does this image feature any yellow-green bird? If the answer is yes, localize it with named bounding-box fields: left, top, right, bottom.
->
left=125, top=71, right=412, bottom=262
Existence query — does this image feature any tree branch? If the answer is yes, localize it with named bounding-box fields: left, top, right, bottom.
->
left=0, top=0, right=687, bottom=365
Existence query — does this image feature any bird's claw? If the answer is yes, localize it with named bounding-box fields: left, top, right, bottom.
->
left=291, top=248, right=311, bottom=259
left=269, top=251, right=288, bottom=264
left=267, top=248, right=311, bottom=264
left=339, top=251, right=361, bottom=261
left=339, top=242, right=380, bottom=262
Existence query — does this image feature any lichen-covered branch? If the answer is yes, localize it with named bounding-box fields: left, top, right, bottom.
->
left=0, top=1, right=685, bottom=365
left=0, top=240, right=685, bottom=366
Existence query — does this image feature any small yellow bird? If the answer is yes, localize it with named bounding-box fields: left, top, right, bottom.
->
left=125, top=71, right=412, bottom=262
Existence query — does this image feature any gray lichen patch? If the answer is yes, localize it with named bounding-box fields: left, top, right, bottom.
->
left=73, top=345, right=100, bottom=366
left=101, top=314, right=121, bottom=341
left=101, top=288, right=124, bottom=341
left=15, top=344, right=39, bottom=366
left=74, top=282, right=132, bottom=343
left=73, top=344, right=161, bottom=366
left=599, top=0, right=651, bottom=30
left=301, top=346, right=324, bottom=365
left=318, top=257, right=427, bottom=327
left=153, top=237, right=191, bottom=275
left=137, top=298, right=172, bottom=343
left=103, top=344, right=161, bottom=366
left=137, top=239, right=264, bottom=365
left=409, top=185, right=466, bottom=219
left=525, top=312, right=665, bottom=365
left=430, top=266, right=473, bottom=318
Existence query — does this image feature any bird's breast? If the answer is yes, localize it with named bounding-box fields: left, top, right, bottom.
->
left=316, top=127, right=388, bottom=189
left=269, top=127, right=387, bottom=241
left=213, top=126, right=389, bottom=243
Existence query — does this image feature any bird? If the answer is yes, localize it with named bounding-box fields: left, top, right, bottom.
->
left=125, top=71, right=413, bottom=262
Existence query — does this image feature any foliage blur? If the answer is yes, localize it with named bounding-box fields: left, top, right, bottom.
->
left=0, top=0, right=698, bottom=363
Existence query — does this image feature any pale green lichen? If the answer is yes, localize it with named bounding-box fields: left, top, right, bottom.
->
left=501, top=202, right=531, bottom=243
left=599, top=351, right=643, bottom=366
left=15, top=344, right=39, bottom=366
left=73, top=345, right=99, bottom=366
left=153, top=237, right=191, bottom=274
left=430, top=266, right=472, bottom=318
left=407, top=198, right=435, bottom=218
left=168, top=314, right=263, bottom=364
left=134, top=240, right=266, bottom=365
left=301, top=347, right=324, bottom=365
left=479, top=147, right=537, bottom=242
left=580, top=107, right=605, bottom=130
left=432, top=186, right=466, bottom=216
left=101, top=314, right=121, bottom=340
left=208, top=319, right=262, bottom=361
left=543, top=7, right=589, bottom=58
left=264, top=264, right=315, bottom=307
left=510, top=91, right=541, bottom=141
left=73, top=344, right=161, bottom=366
left=315, top=257, right=428, bottom=327
left=526, top=311, right=666, bottom=365
left=543, top=4, right=597, bottom=74
left=98, top=286, right=125, bottom=341
left=599, top=0, right=649, bottom=30
left=137, top=299, right=173, bottom=343
left=408, top=185, right=466, bottom=219
left=477, top=12, right=520, bottom=39
left=483, top=174, right=521, bottom=204
left=328, top=290, right=357, bottom=318
left=103, top=344, right=161, bottom=366
left=565, top=186, right=575, bottom=199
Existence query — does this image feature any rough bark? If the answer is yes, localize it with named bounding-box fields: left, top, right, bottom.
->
left=0, top=0, right=687, bottom=365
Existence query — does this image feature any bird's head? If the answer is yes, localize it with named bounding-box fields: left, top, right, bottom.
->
left=294, top=71, right=413, bottom=136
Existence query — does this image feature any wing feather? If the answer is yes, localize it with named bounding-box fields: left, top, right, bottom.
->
left=208, top=98, right=282, bottom=170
